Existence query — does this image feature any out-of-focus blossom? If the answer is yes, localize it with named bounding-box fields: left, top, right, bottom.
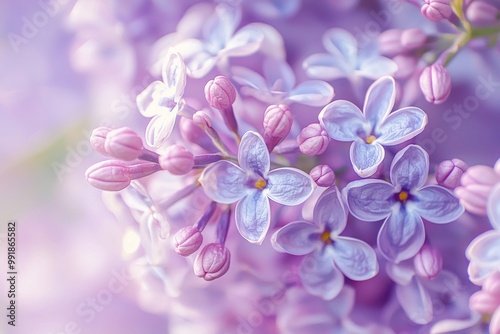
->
left=320, top=76, right=428, bottom=177
left=456, top=165, right=500, bottom=216
left=200, top=131, right=314, bottom=244
left=465, top=1, right=499, bottom=24
left=344, top=145, right=464, bottom=262
left=436, top=159, right=468, bottom=189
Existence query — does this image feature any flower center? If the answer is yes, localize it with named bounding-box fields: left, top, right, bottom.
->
left=254, top=179, right=267, bottom=190
left=320, top=230, right=332, bottom=244
left=398, top=190, right=409, bottom=203
left=482, top=313, right=492, bottom=324
left=366, top=135, right=376, bottom=144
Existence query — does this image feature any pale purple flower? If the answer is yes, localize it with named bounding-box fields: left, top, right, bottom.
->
left=466, top=184, right=500, bottom=285
left=320, top=76, right=428, bottom=177
left=232, top=57, right=334, bottom=107
left=344, top=145, right=464, bottom=263
left=200, top=131, right=314, bottom=244
left=303, top=28, right=397, bottom=82
left=272, top=186, right=378, bottom=300
left=136, top=51, right=187, bottom=148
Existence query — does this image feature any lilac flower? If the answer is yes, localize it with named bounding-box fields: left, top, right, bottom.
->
left=172, top=4, right=264, bottom=78
left=272, top=186, right=378, bottom=300
left=136, top=51, right=187, bottom=148
left=303, top=28, right=397, bottom=82
left=466, top=184, right=500, bottom=285
left=200, top=131, right=314, bottom=244
left=320, top=76, right=428, bottom=177
left=343, top=145, right=464, bottom=263
left=231, top=57, right=334, bottom=107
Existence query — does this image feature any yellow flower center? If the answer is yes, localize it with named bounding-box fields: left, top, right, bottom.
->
left=482, top=313, right=492, bottom=324
left=366, top=135, right=376, bottom=144
left=321, top=231, right=332, bottom=244
left=255, top=179, right=267, bottom=190
left=398, top=190, right=409, bottom=203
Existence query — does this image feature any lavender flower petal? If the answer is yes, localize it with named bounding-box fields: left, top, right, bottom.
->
left=350, top=140, right=385, bottom=177
left=358, top=56, right=398, bottom=80
left=235, top=190, right=271, bottom=244
left=271, top=221, right=320, bottom=255
left=300, top=250, right=344, bottom=300
left=332, top=236, right=378, bottom=280
left=466, top=230, right=500, bottom=266
left=238, top=131, right=270, bottom=177
left=413, top=185, right=464, bottom=223
left=322, top=28, right=357, bottom=68
left=396, top=276, right=433, bottom=325
left=344, top=179, right=394, bottom=221
left=267, top=168, right=314, bottom=205
left=286, top=80, right=335, bottom=107
left=319, top=100, right=368, bottom=141
left=313, top=186, right=348, bottom=234
left=200, top=161, right=247, bottom=204
left=363, top=76, right=396, bottom=127
left=303, top=53, right=351, bottom=80
left=390, top=145, right=429, bottom=191
left=376, top=107, right=428, bottom=146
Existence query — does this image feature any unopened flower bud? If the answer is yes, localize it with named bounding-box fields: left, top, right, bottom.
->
left=421, top=0, right=452, bottom=22
left=414, top=245, right=443, bottom=280
left=174, top=226, right=203, bottom=256
left=419, top=63, right=451, bottom=104
left=310, top=165, right=335, bottom=187
left=436, top=159, right=468, bottom=189
left=179, top=117, right=206, bottom=144
left=204, top=76, right=237, bottom=111
left=378, top=29, right=404, bottom=56
left=455, top=165, right=500, bottom=215
left=90, top=127, right=112, bottom=155
left=193, top=111, right=213, bottom=129
left=193, top=243, right=231, bottom=281
left=298, top=123, right=329, bottom=156
left=484, top=273, right=500, bottom=296
left=263, top=104, right=293, bottom=151
left=85, top=160, right=130, bottom=191
left=469, top=290, right=500, bottom=314
left=104, top=127, right=143, bottom=161
left=400, top=28, right=427, bottom=50
left=466, top=1, right=498, bottom=24
left=159, top=145, right=194, bottom=175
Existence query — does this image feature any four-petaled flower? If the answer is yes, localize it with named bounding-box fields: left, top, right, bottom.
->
left=272, top=186, right=378, bottom=300
left=320, top=76, right=428, bottom=177
left=343, top=145, right=464, bottom=263
left=136, top=51, right=187, bottom=148
left=200, top=131, right=314, bottom=244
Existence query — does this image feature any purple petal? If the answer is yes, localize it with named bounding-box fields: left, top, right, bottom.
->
left=322, top=28, right=357, bottom=67
left=303, top=53, right=350, bottom=80
left=376, top=107, right=428, bottom=146
left=413, top=186, right=464, bottom=223
left=200, top=161, right=247, bottom=204
left=232, top=66, right=269, bottom=92
left=332, top=236, right=378, bottom=280
left=235, top=191, right=271, bottom=244
left=358, top=56, right=398, bottom=80
left=222, top=25, right=264, bottom=57
left=204, top=5, right=239, bottom=46
left=313, top=186, right=348, bottom=234
left=144, top=112, right=178, bottom=148
left=396, top=277, right=433, bottom=325
left=267, top=168, right=314, bottom=205
left=344, top=179, right=394, bottom=221
left=350, top=141, right=385, bottom=178
left=300, top=251, right=344, bottom=300
left=488, top=184, right=500, bottom=230
left=390, top=145, right=429, bottom=191
left=363, top=76, right=396, bottom=127
left=378, top=209, right=425, bottom=263
left=467, top=260, right=498, bottom=285
left=263, top=57, right=295, bottom=92
left=161, top=51, right=187, bottom=102
left=271, top=221, right=320, bottom=255
left=238, top=131, right=270, bottom=177
left=466, top=230, right=500, bottom=266
left=287, top=80, right=335, bottom=107
left=430, top=314, right=482, bottom=334
left=319, top=100, right=368, bottom=141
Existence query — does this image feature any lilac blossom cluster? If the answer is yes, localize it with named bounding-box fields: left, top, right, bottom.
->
left=81, top=0, right=500, bottom=333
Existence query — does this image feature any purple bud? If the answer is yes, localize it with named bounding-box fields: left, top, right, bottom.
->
left=174, top=226, right=203, bottom=256
left=455, top=165, right=500, bottom=215
left=104, top=127, right=143, bottom=161
left=435, top=159, right=468, bottom=189
left=310, top=165, right=335, bottom=187
left=193, top=243, right=231, bottom=281
left=413, top=245, right=443, bottom=280
left=159, top=145, right=194, bottom=175
left=378, top=29, right=404, bottom=56
left=400, top=28, right=427, bottom=50
left=263, top=104, right=293, bottom=151
left=484, top=273, right=500, bottom=297
left=421, top=0, right=452, bottom=22
left=192, top=111, right=213, bottom=129
left=85, top=160, right=130, bottom=191
left=179, top=117, right=206, bottom=144
left=469, top=290, right=500, bottom=314
left=419, top=63, right=451, bottom=104
left=466, top=1, right=498, bottom=24
left=297, top=123, right=329, bottom=156
left=204, top=76, right=237, bottom=111
left=90, top=127, right=112, bottom=155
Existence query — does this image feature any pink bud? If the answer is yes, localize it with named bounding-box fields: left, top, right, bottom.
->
left=297, top=123, right=330, bottom=156
left=414, top=245, right=443, bottom=280
left=104, top=127, right=143, bottom=161
left=484, top=273, right=500, bottom=297
left=436, top=159, right=468, bottom=189
left=192, top=111, right=213, bottom=129
left=393, top=55, right=418, bottom=79
left=174, top=226, right=203, bottom=256
left=421, top=0, right=452, bottom=22
left=159, top=145, right=194, bottom=175
left=310, top=165, right=335, bottom=187
left=85, top=160, right=130, bottom=191
left=204, top=76, right=236, bottom=111
left=491, top=310, right=500, bottom=334
left=90, top=127, right=112, bottom=155
left=455, top=165, right=500, bottom=215
left=378, top=29, right=404, bottom=57
left=264, top=104, right=293, bottom=138
left=469, top=290, right=500, bottom=314
left=179, top=117, right=206, bottom=144
left=193, top=243, right=231, bottom=281
left=466, top=1, right=498, bottom=24
left=419, top=63, right=452, bottom=104
left=400, top=28, right=427, bottom=50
